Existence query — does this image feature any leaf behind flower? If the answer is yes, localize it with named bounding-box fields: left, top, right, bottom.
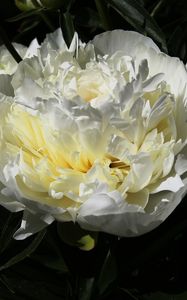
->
left=107, top=0, right=167, bottom=52
left=0, top=229, right=46, bottom=271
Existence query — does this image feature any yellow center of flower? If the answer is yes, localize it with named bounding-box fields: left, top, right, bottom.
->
left=1, top=104, right=94, bottom=208
left=76, top=70, right=111, bottom=102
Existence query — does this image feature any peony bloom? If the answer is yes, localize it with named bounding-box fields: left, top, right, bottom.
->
left=0, top=29, right=187, bottom=239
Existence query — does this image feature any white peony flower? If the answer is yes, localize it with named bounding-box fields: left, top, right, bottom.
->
left=0, top=29, right=187, bottom=239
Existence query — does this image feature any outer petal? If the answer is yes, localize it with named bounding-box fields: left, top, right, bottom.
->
left=14, top=210, right=54, bottom=240
left=40, top=28, right=68, bottom=54
left=77, top=179, right=187, bottom=236
left=92, top=30, right=187, bottom=97
left=40, top=28, right=80, bottom=58
left=0, top=183, right=25, bottom=212
left=91, top=30, right=160, bottom=57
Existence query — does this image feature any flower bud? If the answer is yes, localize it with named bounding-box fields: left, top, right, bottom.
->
left=15, top=0, right=36, bottom=11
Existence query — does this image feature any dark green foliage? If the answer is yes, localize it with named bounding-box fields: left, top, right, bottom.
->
left=1, top=0, right=187, bottom=59
left=1, top=199, right=187, bottom=299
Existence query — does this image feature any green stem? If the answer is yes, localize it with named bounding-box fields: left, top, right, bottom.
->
left=0, top=25, right=22, bottom=63
left=95, top=0, right=112, bottom=30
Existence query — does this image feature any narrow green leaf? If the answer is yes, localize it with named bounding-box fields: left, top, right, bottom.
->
left=120, top=288, right=140, bottom=300
left=39, top=11, right=56, bottom=31
left=97, top=250, right=117, bottom=296
left=0, top=213, right=22, bottom=255
left=7, top=7, right=55, bottom=35
left=65, top=0, right=75, bottom=12
left=107, top=0, right=167, bottom=52
left=78, top=277, right=95, bottom=300
left=0, top=25, right=22, bottom=63
left=30, top=253, right=68, bottom=272
left=0, top=274, right=15, bottom=294
left=13, top=19, right=40, bottom=42
left=36, top=0, right=65, bottom=9
left=59, top=11, right=74, bottom=48
left=75, top=7, right=101, bottom=30
left=30, top=230, right=68, bottom=272
left=95, top=0, right=112, bottom=30
left=150, top=0, right=168, bottom=17
left=0, top=229, right=46, bottom=271
left=6, top=8, right=44, bottom=22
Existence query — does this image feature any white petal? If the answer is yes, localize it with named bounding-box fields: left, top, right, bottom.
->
left=78, top=179, right=187, bottom=237
left=148, top=51, right=187, bottom=97
left=78, top=187, right=125, bottom=217
left=0, top=75, right=14, bottom=96
left=175, top=147, right=187, bottom=175
left=14, top=210, right=54, bottom=240
left=41, top=28, right=67, bottom=54
left=123, top=153, right=153, bottom=192
left=91, top=30, right=160, bottom=57
left=25, top=38, right=40, bottom=58
left=125, top=189, right=149, bottom=208
left=151, top=173, right=184, bottom=193
left=0, top=183, right=25, bottom=212
left=92, top=30, right=187, bottom=98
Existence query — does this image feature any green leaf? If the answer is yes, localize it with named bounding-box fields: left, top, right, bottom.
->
left=0, top=229, right=46, bottom=271
left=167, top=22, right=187, bottom=60
left=37, top=0, right=64, bottom=9
left=57, top=222, right=98, bottom=251
left=0, top=274, right=16, bottom=295
left=119, top=288, right=140, bottom=300
left=78, top=277, right=95, bottom=300
left=96, top=250, right=117, bottom=296
left=6, top=8, right=44, bottom=22
left=59, top=11, right=75, bottom=48
left=150, top=0, right=169, bottom=17
left=0, top=266, right=70, bottom=300
left=30, top=253, right=68, bottom=272
left=0, top=25, right=22, bottom=63
left=13, top=19, right=40, bottom=41
left=107, top=0, right=167, bottom=52
left=30, top=230, right=68, bottom=272
left=95, top=0, right=112, bottom=30
left=0, top=212, right=22, bottom=255
left=75, top=7, right=101, bottom=30
left=7, top=6, right=55, bottom=32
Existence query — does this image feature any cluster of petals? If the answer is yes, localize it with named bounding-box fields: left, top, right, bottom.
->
left=0, top=29, right=187, bottom=239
